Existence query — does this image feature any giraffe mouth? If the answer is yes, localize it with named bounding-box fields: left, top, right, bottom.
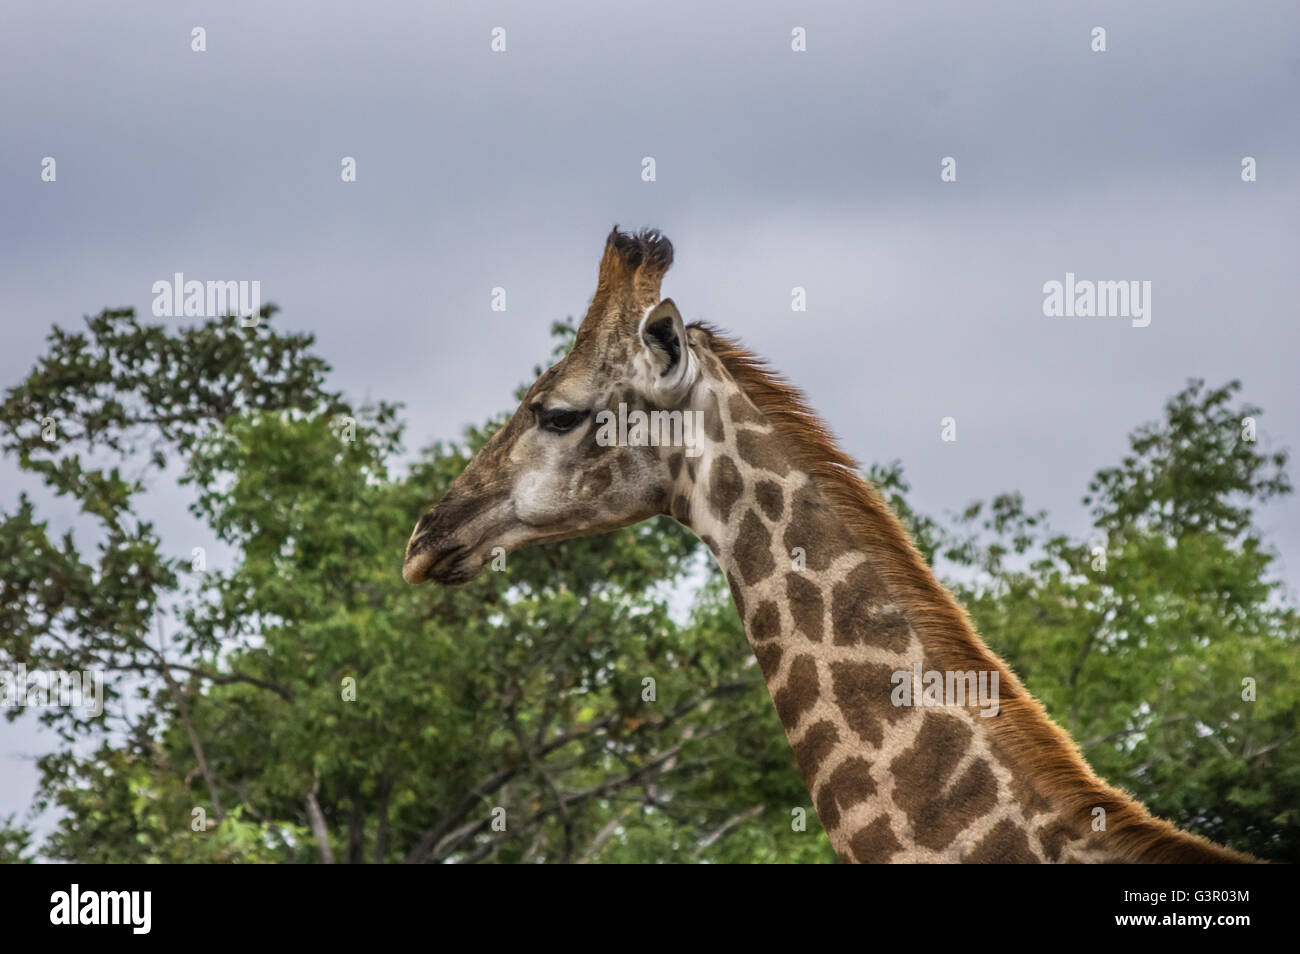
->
left=430, top=557, right=479, bottom=586
left=403, top=542, right=479, bottom=585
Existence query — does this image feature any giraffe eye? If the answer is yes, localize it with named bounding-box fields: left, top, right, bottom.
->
left=538, top=407, right=588, bottom=434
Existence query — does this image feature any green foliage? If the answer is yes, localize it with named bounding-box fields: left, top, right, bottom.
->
left=1, top=310, right=1293, bottom=863
left=0, top=814, right=34, bottom=863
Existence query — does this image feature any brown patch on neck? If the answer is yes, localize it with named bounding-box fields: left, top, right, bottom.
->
left=694, top=323, right=1255, bottom=864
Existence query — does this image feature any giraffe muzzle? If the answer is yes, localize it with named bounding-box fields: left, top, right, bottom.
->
left=402, top=489, right=506, bottom=585
left=402, top=540, right=476, bottom=585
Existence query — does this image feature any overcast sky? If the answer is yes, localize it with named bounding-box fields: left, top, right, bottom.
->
left=2, top=0, right=1297, bottom=841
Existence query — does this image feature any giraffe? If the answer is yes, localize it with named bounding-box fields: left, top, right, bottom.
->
left=402, top=227, right=1254, bottom=863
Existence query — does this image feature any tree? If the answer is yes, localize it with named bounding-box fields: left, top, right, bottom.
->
left=0, top=815, right=33, bottom=863
left=3, top=309, right=1293, bottom=862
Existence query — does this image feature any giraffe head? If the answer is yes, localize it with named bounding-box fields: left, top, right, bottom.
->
left=402, top=227, right=705, bottom=585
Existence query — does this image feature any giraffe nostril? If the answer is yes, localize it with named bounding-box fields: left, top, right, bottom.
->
left=412, top=510, right=440, bottom=541
left=406, top=504, right=455, bottom=558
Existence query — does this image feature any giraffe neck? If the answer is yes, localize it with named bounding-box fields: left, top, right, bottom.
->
left=668, top=354, right=1248, bottom=863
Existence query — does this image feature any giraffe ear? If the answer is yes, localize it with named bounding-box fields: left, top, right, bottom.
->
left=638, top=298, right=697, bottom=402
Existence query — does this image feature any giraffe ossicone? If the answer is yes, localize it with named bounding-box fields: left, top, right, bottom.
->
left=402, top=227, right=1254, bottom=864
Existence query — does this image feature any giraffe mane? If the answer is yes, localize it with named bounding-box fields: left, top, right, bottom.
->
left=693, top=322, right=1254, bottom=863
